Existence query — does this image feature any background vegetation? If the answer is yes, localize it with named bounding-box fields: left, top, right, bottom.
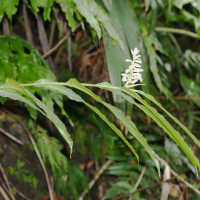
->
left=1, top=0, right=200, bottom=199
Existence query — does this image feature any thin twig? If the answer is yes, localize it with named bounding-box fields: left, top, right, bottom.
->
left=0, top=185, right=10, bottom=200
left=4, top=109, right=54, bottom=200
left=2, top=16, right=10, bottom=36
left=134, top=174, right=181, bottom=194
left=37, top=14, right=56, bottom=78
left=155, top=27, right=198, bottom=39
left=0, top=182, right=10, bottom=196
left=0, top=163, right=15, bottom=200
left=68, top=36, right=72, bottom=71
left=0, top=127, right=23, bottom=145
left=155, top=96, right=200, bottom=100
left=48, top=18, right=57, bottom=49
left=43, top=23, right=81, bottom=59
left=133, top=161, right=151, bottom=191
left=79, top=160, right=114, bottom=200
left=110, top=175, right=181, bottom=200
left=9, top=184, right=31, bottom=200
left=22, top=2, right=34, bottom=45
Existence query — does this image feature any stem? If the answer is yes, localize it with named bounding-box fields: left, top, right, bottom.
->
left=155, top=27, right=198, bottom=38
left=19, top=82, right=144, bottom=90
left=20, top=82, right=121, bottom=89
left=5, top=110, right=54, bottom=200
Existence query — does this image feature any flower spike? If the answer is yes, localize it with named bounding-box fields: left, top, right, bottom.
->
left=121, top=47, right=143, bottom=88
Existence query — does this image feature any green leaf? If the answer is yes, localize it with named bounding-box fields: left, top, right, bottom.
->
left=0, top=36, right=70, bottom=122
left=65, top=79, right=140, bottom=162
left=136, top=89, right=200, bottom=149
left=3, top=0, right=19, bottom=21
left=73, top=0, right=124, bottom=50
left=7, top=166, right=15, bottom=176
left=0, top=78, right=27, bottom=95
left=87, top=82, right=200, bottom=173
left=68, top=160, right=88, bottom=200
left=125, top=89, right=200, bottom=173
left=96, top=82, right=160, bottom=175
left=34, top=79, right=139, bottom=161
left=17, top=159, right=25, bottom=169
left=102, top=186, right=120, bottom=200
left=0, top=79, right=73, bottom=156
left=103, top=34, right=127, bottom=112
left=25, top=90, right=73, bottom=155
left=86, top=102, right=139, bottom=161
left=43, top=0, right=54, bottom=21
left=74, top=0, right=101, bottom=39
left=56, top=0, right=76, bottom=31
left=103, top=0, right=149, bottom=113
left=34, top=79, right=84, bottom=102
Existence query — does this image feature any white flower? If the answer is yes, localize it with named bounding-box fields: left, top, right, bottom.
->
left=121, top=47, right=143, bottom=87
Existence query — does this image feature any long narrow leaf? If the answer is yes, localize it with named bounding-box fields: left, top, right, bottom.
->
left=33, top=79, right=139, bottom=161
left=65, top=79, right=160, bottom=174
left=0, top=78, right=73, bottom=155
left=122, top=88, right=200, bottom=173
left=96, top=82, right=160, bottom=174
left=135, top=89, right=200, bottom=148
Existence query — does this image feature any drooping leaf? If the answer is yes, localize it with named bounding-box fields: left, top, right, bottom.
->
left=0, top=78, right=73, bottom=156
left=135, top=89, right=200, bottom=150
left=32, top=79, right=139, bottom=161
left=123, top=88, right=200, bottom=173
left=65, top=79, right=160, bottom=167
left=74, top=0, right=124, bottom=50
left=96, top=82, right=160, bottom=175
left=43, top=0, right=54, bottom=21
left=56, top=0, right=76, bottom=31
left=86, top=81, right=200, bottom=173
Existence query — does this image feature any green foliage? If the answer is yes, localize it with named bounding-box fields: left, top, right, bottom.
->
left=180, top=75, right=200, bottom=107
left=164, top=138, right=195, bottom=173
left=0, top=0, right=19, bottom=21
left=0, top=36, right=55, bottom=84
left=29, top=124, right=68, bottom=197
left=56, top=0, right=77, bottom=31
left=0, top=0, right=123, bottom=51
left=0, top=35, right=70, bottom=122
left=2, top=1, right=200, bottom=199
left=68, top=161, right=88, bottom=200
left=1, top=77, right=200, bottom=177
left=7, top=159, right=39, bottom=189
left=0, top=78, right=73, bottom=155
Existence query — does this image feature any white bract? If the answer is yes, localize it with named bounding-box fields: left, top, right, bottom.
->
left=121, top=47, right=143, bottom=87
